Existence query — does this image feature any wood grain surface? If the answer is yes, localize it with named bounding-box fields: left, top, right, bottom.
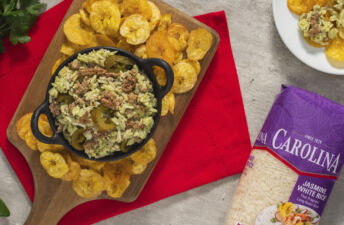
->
left=6, top=0, right=219, bottom=224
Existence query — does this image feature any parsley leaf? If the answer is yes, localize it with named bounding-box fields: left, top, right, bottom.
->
left=2, top=0, right=16, bottom=16
left=0, top=0, right=45, bottom=53
left=9, top=31, right=31, bottom=44
left=0, top=198, right=10, bottom=217
left=0, top=38, right=5, bottom=53
left=26, top=2, right=45, bottom=15
left=270, top=218, right=277, bottom=223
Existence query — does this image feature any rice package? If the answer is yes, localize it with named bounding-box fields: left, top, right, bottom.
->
left=226, top=85, right=344, bottom=225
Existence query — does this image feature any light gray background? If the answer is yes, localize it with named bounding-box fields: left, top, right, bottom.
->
left=1, top=0, right=344, bottom=224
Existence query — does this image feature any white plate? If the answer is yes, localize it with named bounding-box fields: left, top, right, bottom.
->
left=272, top=0, right=344, bottom=75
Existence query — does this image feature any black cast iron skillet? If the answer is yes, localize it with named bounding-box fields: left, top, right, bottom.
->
left=31, top=46, right=174, bottom=162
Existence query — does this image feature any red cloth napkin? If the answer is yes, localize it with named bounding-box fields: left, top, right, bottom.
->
left=0, top=0, right=251, bottom=224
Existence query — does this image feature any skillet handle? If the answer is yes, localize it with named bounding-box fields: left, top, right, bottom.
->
left=31, top=102, right=63, bottom=144
left=142, top=58, right=174, bottom=97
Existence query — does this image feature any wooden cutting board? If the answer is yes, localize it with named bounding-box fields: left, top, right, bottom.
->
left=6, top=0, right=220, bottom=224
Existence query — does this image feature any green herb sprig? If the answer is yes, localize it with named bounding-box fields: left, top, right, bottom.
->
left=0, top=0, right=46, bottom=53
left=0, top=198, right=10, bottom=217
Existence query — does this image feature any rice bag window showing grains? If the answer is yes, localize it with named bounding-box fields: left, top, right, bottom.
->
left=226, top=85, right=344, bottom=225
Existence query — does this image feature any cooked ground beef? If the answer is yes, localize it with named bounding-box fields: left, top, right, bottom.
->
left=75, top=77, right=89, bottom=95
left=105, top=72, right=120, bottom=77
left=79, top=111, right=90, bottom=124
left=100, top=90, right=118, bottom=110
left=86, top=62, right=96, bottom=68
left=79, top=67, right=107, bottom=76
left=138, top=84, right=147, bottom=92
left=68, top=102, right=76, bottom=113
left=75, top=98, right=86, bottom=106
left=84, top=141, right=93, bottom=152
left=49, top=101, right=60, bottom=117
left=126, top=119, right=144, bottom=130
left=68, top=60, right=81, bottom=70
left=309, top=24, right=321, bottom=35
left=128, top=93, right=137, bottom=104
left=135, top=105, right=144, bottom=111
left=122, top=74, right=137, bottom=92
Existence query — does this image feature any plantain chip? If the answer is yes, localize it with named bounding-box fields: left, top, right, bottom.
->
left=61, top=153, right=81, bottom=181
left=181, top=59, right=201, bottom=75
left=87, top=34, right=117, bottom=48
left=161, top=91, right=175, bottom=116
left=130, top=138, right=156, bottom=164
left=60, top=41, right=81, bottom=56
left=16, top=113, right=32, bottom=141
left=172, top=61, right=197, bottom=94
left=71, top=154, right=105, bottom=172
left=287, top=0, right=315, bottom=15
left=116, top=36, right=136, bottom=52
left=167, top=23, right=189, bottom=51
left=103, top=159, right=132, bottom=198
left=325, top=38, right=344, bottom=66
left=63, top=14, right=95, bottom=46
left=37, top=114, right=65, bottom=151
left=79, top=8, right=91, bottom=26
left=82, top=0, right=99, bottom=13
left=146, top=30, right=175, bottom=65
left=90, top=1, right=121, bottom=37
left=147, top=1, right=161, bottom=31
left=40, top=151, right=69, bottom=178
left=37, top=114, right=52, bottom=137
left=129, top=159, right=147, bottom=175
left=174, top=51, right=184, bottom=64
left=24, top=130, right=38, bottom=151
left=153, top=66, right=166, bottom=86
left=157, top=13, right=172, bottom=31
left=37, top=141, right=65, bottom=153
left=52, top=55, right=68, bottom=75
left=83, top=0, right=119, bottom=13
left=120, top=14, right=150, bottom=45
left=304, top=36, right=325, bottom=48
left=120, top=0, right=152, bottom=20
left=134, top=45, right=147, bottom=58
left=314, top=0, right=328, bottom=6
left=16, top=113, right=63, bottom=151
left=72, top=169, right=105, bottom=198
left=186, top=28, right=212, bottom=61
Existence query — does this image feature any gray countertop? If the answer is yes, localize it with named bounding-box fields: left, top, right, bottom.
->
left=1, top=0, right=344, bottom=224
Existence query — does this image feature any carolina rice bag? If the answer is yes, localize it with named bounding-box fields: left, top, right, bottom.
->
left=226, top=85, right=344, bottom=225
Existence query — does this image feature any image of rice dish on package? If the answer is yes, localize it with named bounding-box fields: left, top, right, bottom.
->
left=226, top=85, right=344, bottom=225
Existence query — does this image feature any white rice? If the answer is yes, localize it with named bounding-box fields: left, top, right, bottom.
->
left=226, top=150, right=298, bottom=225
